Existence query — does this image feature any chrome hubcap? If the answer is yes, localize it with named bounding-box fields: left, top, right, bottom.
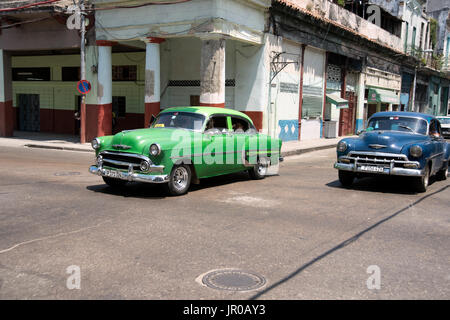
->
left=424, top=170, right=429, bottom=187
left=257, top=159, right=267, bottom=176
left=173, top=167, right=188, bottom=190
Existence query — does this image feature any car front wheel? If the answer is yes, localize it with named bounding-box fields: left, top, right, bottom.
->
left=249, top=157, right=269, bottom=180
left=165, top=165, right=192, bottom=196
left=414, top=165, right=430, bottom=192
left=338, top=170, right=354, bottom=187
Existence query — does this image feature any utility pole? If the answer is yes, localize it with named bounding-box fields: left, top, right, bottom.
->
left=411, top=66, right=417, bottom=112
left=79, top=0, right=87, bottom=143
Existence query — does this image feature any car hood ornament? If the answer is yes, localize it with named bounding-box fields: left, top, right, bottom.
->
left=369, top=144, right=387, bottom=149
left=112, top=144, right=131, bottom=150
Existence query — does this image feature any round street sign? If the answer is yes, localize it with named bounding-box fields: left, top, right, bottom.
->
left=77, top=80, right=91, bottom=95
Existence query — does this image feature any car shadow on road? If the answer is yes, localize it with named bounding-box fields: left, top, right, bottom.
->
left=326, top=175, right=440, bottom=195
left=86, top=183, right=168, bottom=199
left=86, top=171, right=265, bottom=198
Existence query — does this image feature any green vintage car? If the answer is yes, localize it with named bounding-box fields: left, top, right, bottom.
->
left=89, top=107, right=282, bottom=195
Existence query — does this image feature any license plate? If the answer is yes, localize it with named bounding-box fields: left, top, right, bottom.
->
left=104, top=169, right=123, bottom=178
left=359, top=165, right=384, bottom=173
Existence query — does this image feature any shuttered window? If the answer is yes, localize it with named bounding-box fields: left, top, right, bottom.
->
left=302, top=48, right=325, bottom=118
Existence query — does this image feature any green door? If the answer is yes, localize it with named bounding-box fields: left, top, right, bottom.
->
left=196, top=115, right=230, bottom=178
left=229, top=116, right=258, bottom=172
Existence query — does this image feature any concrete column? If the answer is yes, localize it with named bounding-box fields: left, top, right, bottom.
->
left=144, top=37, right=164, bottom=127
left=0, top=49, right=13, bottom=137
left=86, top=41, right=114, bottom=141
left=355, top=71, right=365, bottom=133
left=199, top=37, right=225, bottom=107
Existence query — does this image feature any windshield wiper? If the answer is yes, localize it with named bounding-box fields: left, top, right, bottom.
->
left=398, top=125, right=414, bottom=132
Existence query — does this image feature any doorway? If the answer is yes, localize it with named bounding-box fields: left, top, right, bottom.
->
left=17, top=94, right=40, bottom=132
left=338, top=92, right=356, bottom=136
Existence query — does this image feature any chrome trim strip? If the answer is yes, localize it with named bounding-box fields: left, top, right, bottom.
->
left=89, top=166, right=169, bottom=183
left=334, top=162, right=424, bottom=177
left=347, top=151, right=408, bottom=160
left=169, top=150, right=279, bottom=159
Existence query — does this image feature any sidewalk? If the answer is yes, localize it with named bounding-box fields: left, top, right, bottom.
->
left=0, top=131, right=92, bottom=152
left=0, top=131, right=351, bottom=156
left=280, top=136, right=350, bottom=157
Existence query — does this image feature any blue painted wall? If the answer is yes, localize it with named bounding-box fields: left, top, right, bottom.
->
left=278, top=120, right=299, bottom=141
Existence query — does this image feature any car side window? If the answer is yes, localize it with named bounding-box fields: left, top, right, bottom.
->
left=231, top=117, right=257, bottom=134
left=429, top=120, right=440, bottom=138
left=231, top=117, right=250, bottom=133
left=205, top=116, right=228, bottom=132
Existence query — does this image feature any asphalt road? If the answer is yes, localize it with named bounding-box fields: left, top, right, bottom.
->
left=0, top=146, right=449, bottom=299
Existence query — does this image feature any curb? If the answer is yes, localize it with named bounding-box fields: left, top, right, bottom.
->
left=24, top=144, right=93, bottom=153
left=19, top=143, right=337, bottom=156
left=281, top=143, right=337, bottom=157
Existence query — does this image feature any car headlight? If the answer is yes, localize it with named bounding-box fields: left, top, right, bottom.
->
left=149, top=143, right=161, bottom=156
left=337, top=141, right=348, bottom=152
left=91, top=138, right=101, bottom=150
left=410, top=145, right=422, bottom=158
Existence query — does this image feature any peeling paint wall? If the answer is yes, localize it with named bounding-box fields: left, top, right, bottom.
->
left=280, top=0, right=403, bottom=51
left=94, top=0, right=269, bottom=44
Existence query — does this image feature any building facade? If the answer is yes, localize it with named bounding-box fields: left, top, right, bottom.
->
left=1, top=0, right=449, bottom=143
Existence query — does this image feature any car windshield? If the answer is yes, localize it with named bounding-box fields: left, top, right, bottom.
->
left=367, top=116, right=428, bottom=135
left=437, top=117, right=450, bottom=125
left=152, top=112, right=205, bottom=131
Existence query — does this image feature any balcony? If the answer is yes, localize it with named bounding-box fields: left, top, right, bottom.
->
left=279, top=0, right=403, bottom=52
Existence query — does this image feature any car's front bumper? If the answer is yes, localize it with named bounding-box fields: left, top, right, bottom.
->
left=89, top=165, right=169, bottom=183
left=334, top=162, right=424, bottom=177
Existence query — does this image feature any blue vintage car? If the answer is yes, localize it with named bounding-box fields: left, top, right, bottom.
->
left=334, top=112, right=449, bottom=192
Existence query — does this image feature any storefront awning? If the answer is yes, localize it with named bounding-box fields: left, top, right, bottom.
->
left=368, top=87, right=400, bottom=104
left=326, top=93, right=348, bottom=109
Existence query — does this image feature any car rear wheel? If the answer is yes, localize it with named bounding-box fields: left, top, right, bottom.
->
left=249, top=157, right=269, bottom=180
left=436, top=163, right=448, bottom=181
left=414, top=165, right=430, bottom=193
left=165, top=165, right=192, bottom=196
left=102, top=176, right=127, bottom=188
left=338, top=170, right=354, bottom=187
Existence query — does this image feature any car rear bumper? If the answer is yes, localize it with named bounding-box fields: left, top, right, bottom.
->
left=89, top=165, right=169, bottom=183
left=334, top=162, right=424, bottom=177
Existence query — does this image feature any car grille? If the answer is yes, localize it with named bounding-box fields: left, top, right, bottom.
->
left=344, top=151, right=411, bottom=168
left=100, top=151, right=149, bottom=170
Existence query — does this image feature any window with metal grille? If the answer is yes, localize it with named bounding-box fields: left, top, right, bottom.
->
left=12, top=68, right=51, bottom=81
left=62, top=67, right=80, bottom=81
left=112, top=66, right=137, bottom=81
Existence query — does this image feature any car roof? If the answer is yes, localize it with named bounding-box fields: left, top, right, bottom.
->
left=159, top=106, right=254, bottom=123
left=370, top=111, right=435, bottom=123
left=436, top=116, right=450, bottom=118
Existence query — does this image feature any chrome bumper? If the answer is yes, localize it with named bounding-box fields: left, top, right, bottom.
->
left=334, top=162, right=424, bottom=177
left=89, top=165, right=169, bottom=183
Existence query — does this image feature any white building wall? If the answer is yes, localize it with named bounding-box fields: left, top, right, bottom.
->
left=95, top=0, right=269, bottom=44
left=400, top=2, right=429, bottom=53
left=269, top=39, right=302, bottom=141
left=159, top=38, right=236, bottom=108
left=301, top=46, right=325, bottom=141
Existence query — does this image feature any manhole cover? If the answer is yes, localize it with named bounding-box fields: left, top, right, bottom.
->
left=54, top=172, right=81, bottom=176
left=202, top=269, right=266, bottom=291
